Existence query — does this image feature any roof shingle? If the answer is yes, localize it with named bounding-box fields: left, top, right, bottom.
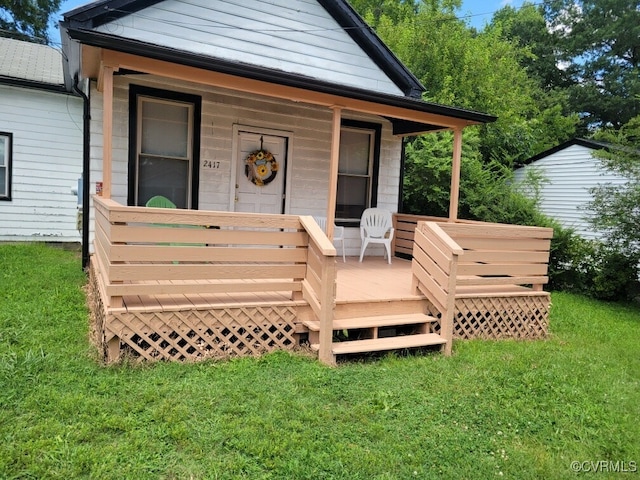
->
left=0, top=37, right=64, bottom=86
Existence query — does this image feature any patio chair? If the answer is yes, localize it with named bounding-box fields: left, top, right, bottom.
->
left=313, top=216, right=346, bottom=262
left=359, top=208, right=394, bottom=264
left=145, top=195, right=177, bottom=209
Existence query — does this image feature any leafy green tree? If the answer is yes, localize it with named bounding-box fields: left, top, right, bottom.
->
left=0, top=0, right=61, bottom=44
left=544, top=0, right=640, bottom=129
left=587, top=115, right=640, bottom=255
left=365, top=0, right=576, bottom=164
left=402, top=128, right=549, bottom=226
left=348, top=0, right=419, bottom=27
left=490, top=2, right=569, bottom=91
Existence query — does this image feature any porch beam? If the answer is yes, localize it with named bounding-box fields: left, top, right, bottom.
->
left=326, top=106, right=342, bottom=240
left=448, top=127, right=463, bottom=221
left=98, top=49, right=473, bottom=130
left=100, top=64, right=116, bottom=199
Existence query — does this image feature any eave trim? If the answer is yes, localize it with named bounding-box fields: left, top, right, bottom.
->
left=67, top=29, right=497, bottom=125
left=0, top=75, right=70, bottom=94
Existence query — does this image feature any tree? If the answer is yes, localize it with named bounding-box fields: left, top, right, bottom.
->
left=0, top=0, right=61, bottom=44
left=587, top=115, right=640, bottom=255
left=489, top=2, right=570, bottom=91
left=544, top=0, right=640, bottom=130
left=360, top=0, right=576, bottom=164
left=348, top=0, right=419, bottom=27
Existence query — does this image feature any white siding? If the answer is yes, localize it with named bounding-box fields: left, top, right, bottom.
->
left=0, top=85, right=83, bottom=242
left=89, top=75, right=401, bottom=257
left=513, top=144, right=629, bottom=240
left=95, top=0, right=404, bottom=96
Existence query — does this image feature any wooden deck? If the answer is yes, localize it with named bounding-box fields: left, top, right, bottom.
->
left=88, top=198, right=552, bottom=364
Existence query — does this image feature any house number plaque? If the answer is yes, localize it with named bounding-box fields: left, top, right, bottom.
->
left=203, top=160, right=220, bottom=169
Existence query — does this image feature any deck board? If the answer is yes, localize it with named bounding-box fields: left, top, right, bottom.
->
left=335, top=257, right=420, bottom=303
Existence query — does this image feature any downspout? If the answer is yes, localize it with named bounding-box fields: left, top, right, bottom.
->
left=73, top=74, right=91, bottom=270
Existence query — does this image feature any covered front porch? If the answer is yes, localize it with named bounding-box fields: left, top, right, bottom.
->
left=89, top=197, right=552, bottom=365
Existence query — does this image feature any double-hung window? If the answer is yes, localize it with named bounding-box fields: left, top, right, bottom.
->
left=128, top=86, right=201, bottom=209
left=0, top=132, right=12, bottom=201
left=335, top=120, right=381, bottom=224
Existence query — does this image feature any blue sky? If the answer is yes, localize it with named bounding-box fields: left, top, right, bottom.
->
left=458, top=0, right=527, bottom=27
left=50, top=0, right=528, bottom=46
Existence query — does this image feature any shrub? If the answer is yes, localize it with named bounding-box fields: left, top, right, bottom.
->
left=546, top=231, right=639, bottom=301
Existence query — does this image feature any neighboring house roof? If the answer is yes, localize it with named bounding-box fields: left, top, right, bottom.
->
left=0, top=37, right=66, bottom=92
left=517, top=138, right=612, bottom=167
left=60, top=0, right=497, bottom=129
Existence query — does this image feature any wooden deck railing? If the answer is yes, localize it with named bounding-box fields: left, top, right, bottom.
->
left=437, top=222, right=553, bottom=292
left=411, top=222, right=463, bottom=355
left=411, top=220, right=553, bottom=348
left=393, top=213, right=491, bottom=257
left=299, top=216, right=337, bottom=365
left=395, top=214, right=553, bottom=289
left=393, top=213, right=451, bottom=257
left=92, top=196, right=337, bottom=359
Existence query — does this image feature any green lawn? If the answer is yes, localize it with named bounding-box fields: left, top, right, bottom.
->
left=1, top=243, right=638, bottom=479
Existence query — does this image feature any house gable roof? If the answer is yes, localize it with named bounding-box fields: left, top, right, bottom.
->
left=0, top=37, right=66, bottom=92
left=61, top=0, right=497, bottom=130
left=517, top=138, right=612, bottom=167
left=62, top=0, right=424, bottom=98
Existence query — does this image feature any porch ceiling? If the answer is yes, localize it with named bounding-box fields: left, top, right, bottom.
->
left=77, top=40, right=495, bottom=133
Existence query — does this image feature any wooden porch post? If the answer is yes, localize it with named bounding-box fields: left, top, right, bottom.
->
left=448, top=127, right=463, bottom=221
left=100, top=64, right=116, bottom=199
left=326, top=106, right=342, bottom=240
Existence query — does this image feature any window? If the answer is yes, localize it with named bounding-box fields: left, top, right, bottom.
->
left=0, top=132, right=12, bottom=201
left=128, top=86, right=201, bottom=209
left=335, top=120, right=381, bottom=223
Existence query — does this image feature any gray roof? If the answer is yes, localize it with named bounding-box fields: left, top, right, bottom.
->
left=0, top=37, right=64, bottom=86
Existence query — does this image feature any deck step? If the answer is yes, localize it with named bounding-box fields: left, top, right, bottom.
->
left=311, top=333, right=446, bottom=355
left=302, top=313, right=437, bottom=332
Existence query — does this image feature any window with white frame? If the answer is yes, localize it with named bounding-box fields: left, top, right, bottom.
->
left=335, top=120, right=380, bottom=223
left=0, top=132, right=12, bottom=200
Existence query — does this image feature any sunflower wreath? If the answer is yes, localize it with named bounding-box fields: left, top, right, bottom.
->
left=245, top=149, right=279, bottom=186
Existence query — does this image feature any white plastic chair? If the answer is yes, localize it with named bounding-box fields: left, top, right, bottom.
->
left=359, top=208, right=394, bottom=264
left=313, top=216, right=346, bottom=263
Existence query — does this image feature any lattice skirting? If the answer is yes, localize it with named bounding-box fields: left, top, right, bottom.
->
left=88, top=261, right=108, bottom=354
left=426, top=294, right=550, bottom=340
left=107, top=306, right=298, bottom=362
left=87, top=264, right=299, bottom=363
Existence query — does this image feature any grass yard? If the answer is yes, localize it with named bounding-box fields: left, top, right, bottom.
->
left=0, top=243, right=639, bottom=479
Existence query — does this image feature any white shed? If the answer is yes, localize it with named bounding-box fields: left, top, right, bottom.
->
left=0, top=37, right=83, bottom=243
left=513, top=138, right=629, bottom=240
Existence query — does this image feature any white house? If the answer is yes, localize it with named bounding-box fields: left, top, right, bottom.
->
left=514, top=138, right=629, bottom=240
left=0, top=37, right=84, bottom=243
left=60, top=0, right=495, bottom=260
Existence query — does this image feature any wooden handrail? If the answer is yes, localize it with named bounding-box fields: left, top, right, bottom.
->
left=411, top=221, right=461, bottom=355
left=299, top=215, right=337, bottom=365
left=396, top=212, right=552, bottom=290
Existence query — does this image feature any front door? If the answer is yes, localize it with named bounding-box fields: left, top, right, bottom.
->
left=234, top=132, right=287, bottom=214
